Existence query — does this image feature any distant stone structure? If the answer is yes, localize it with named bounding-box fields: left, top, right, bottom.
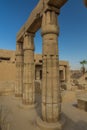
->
left=0, top=49, right=16, bottom=82
left=76, top=89, right=87, bottom=111
left=0, top=0, right=87, bottom=129
left=0, top=49, right=70, bottom=87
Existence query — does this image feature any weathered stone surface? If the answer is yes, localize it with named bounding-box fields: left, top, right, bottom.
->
left=78, top=98, right=87, bottom=111
left=65, top=64, right=71, bottom=90
left=15, top=0, right=68, bottom=129
left=37, top=115, right=65, bottom=130
left=22, top=32, right=35, bottom=105
left=0, top=81, right=15, bottom=96
left=41, top=10, right=61, bottom=123
left=77, top=93, right=87, bottom=111
left=15, top=42, right=23, bottom=97
left=0, top=49, right=15, bottom=62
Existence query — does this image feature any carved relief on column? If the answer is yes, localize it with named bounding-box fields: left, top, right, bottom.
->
left=41, top=11, right=61, bottom=123
left=15, top=41, right=23, bottom=97
left=23, top=32, right=35, bottom=105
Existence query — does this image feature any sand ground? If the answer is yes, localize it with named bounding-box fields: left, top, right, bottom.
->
left=0, top=90, right=87, bottom=130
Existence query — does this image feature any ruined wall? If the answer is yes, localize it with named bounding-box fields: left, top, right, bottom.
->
left=0, top=49, right=70, bottom=84
left=0, top=49, right=16, bottom=82
left=0, top=62, right=16, bottom=82
left=0, top=61, right=16, bottom=95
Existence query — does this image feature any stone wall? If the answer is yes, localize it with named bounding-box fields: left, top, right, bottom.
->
left=0, top=50, right=70, bottom=82
left=0, top=49, right=70, bottom=92
left=0, top=62, right=16, bottom=82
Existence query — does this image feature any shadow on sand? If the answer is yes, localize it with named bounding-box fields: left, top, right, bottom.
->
left=62, top=113, right=87, bottom=130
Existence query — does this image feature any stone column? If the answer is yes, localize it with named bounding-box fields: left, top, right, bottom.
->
left=65, top=65, right=70, bottom=90
left=15, top=42, right=23, bottom=97
left=36, top=70, right=40, bottom=80
left=22, top=32, right=35, bottom=106
left=62, top=66, right=65, bottom=81
left=37, top=11, right=62, bottom=130
left=59, top=66, right=65, bottom=81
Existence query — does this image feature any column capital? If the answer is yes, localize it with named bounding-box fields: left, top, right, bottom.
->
left=42, top=6, right=60, bottom=15
left=16, top=41, right=23, bottom=56
left=23, top=32, right=35, bottom=38
left=23, top=32, right=35, bottom=51
left=41, top=11, right=59, bottom=36
left=16, top=41, right=23, bottom=45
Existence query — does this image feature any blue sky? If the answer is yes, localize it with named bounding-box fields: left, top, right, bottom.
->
left=0, top=0, right=87, bottom=70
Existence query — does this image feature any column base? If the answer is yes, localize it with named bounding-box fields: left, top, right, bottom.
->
left=37, top=116, right=65, bottom=130
left=18, top=102, right=37, bottom=109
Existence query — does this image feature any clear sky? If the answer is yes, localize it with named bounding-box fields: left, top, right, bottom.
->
left=0, top=0, right=87, bottom=70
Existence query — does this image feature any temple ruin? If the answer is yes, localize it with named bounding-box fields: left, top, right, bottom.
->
left=0, top=0, right=87, bottom=130
left=0, top=49, right=70, bottom=91
left=15, top=0, right=68, bottom=129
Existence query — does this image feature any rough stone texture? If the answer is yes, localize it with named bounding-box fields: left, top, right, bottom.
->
left=41, top=10, right=61, bottom=123
left=0, top=81, right=15, bottom=96
left=77, top=92, right=87, bottom=111
left=0, top=62, right=16, bottom=82
left=22, top=32, right=35, bottom=105
left=15, top=42, right=23, bottom=97
left=77, top=99, right=87, bottom=111
left=37, top=116, right=65, bottom=130
left=78, top=73, right=87, bottom=89
left=0, top=49, right=15, bottom=62
left=65, top=64, right=71, bottom=90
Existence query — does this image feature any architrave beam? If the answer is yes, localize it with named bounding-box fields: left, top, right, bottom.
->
left=17, top=0, right=67, bottom=42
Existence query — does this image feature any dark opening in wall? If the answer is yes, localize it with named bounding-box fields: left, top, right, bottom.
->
left=0, top=57, right=10, bottom=61
left=59, top=70, right=64, bottom=81
left=39, top=60, right=42, bottom=63
left=85, top=77, right=87, bottom=80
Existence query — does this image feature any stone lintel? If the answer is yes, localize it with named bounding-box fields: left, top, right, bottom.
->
left=47, top=0, right=67, bottom=8
left=24, top=32, right=35, bottom=37
left=16, top=41, right=23, bottom=56
left=16, top=0, right=67, bottom=42
left=84, top=0, right=87, bottom=7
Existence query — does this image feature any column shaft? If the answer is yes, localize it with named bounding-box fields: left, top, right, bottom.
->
left=65, top=65, right=70, bottom=89
left=41, top=11, right=61, bottom=123
left=15, top=42, right=23, bottom=97
left=23, top=32, right=35, bottom=105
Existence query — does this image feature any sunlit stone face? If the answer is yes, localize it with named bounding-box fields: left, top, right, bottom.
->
left=84, top=0, right=87, bottom=7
